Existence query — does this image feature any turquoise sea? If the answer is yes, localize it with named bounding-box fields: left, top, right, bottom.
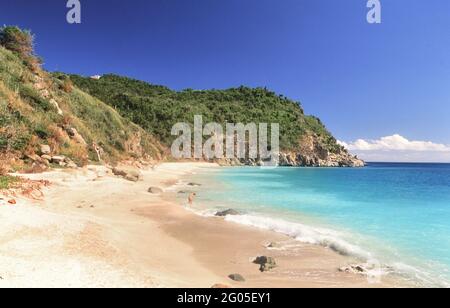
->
left=181, top=163, right=450, bottom=287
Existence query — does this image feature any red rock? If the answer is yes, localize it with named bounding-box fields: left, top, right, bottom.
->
left=8, top=199, right=16, bottom=205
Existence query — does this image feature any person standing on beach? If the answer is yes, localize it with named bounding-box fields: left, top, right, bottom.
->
left=188, top=193, right=196, bottom=207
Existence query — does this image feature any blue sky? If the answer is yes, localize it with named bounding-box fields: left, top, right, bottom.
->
left=1, top=0, right=449, bottom=161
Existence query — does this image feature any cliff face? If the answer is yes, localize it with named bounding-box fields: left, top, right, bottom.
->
left=279, top=134, right=365, bottom=167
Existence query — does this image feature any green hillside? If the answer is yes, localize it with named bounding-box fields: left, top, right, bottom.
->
left=69, top=74, right=344, bottom=154
left=0, top=26, right=165, bottom=173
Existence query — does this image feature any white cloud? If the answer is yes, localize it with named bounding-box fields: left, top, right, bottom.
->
left=338, top=134, right=450, bottom=163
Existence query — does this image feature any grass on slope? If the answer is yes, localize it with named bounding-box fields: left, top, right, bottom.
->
left=0, top=45, right=164, bottom=166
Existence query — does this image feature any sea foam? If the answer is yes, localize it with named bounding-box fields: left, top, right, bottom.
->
left=224, top=214, right=370, bottom=259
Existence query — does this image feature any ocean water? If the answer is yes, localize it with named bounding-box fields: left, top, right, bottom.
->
left=181, top=163, right=450, bottom=287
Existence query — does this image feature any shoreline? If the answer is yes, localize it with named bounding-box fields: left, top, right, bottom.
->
left=0, top=163, right=405, bottom=287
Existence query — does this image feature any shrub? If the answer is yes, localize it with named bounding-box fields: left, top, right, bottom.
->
left=0, top=26, right=40, bottom=71
left=62, top=78, right=73, bottom=93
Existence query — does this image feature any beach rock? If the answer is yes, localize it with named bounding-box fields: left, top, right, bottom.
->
left=112, top=167, right=142, bottom=182
left=148, top=187, right=163, bottom=194
left=338, top=264, right=368, bottom=275
left=267, top=242, right=281, bottom=249
left=187, top=182, right=201, bottom=187
left=211, top=284, right=231, bottom=289
left=215, top=209, right=240, bottom=217
left=8, top=199, right=16, bottom=205
left=228, top=274, right=245, bottom=282
left=253, top=256, right=277, bottom=272
left=40, top=145, right=51, bottom=155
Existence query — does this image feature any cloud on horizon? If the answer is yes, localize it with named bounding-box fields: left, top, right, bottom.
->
left=338, top=134, right=450, bottom=163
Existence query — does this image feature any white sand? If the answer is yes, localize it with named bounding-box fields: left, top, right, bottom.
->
left=0, top=163, right=402, bottom=288
left=0, top=163, right=222, bottom=288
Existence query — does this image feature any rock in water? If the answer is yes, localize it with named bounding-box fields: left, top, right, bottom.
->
left=228, top=274, right=245, bottom=282
left=253, top=256, right=277, bottom=272
left=148, top=187, right=163, bottom=194
left=215, top=209, right=240, bottom=217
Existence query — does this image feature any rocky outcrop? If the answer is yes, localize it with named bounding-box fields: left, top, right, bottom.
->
left=279, top=134, right=365, bottom=167
left=278, top=151, right=364, bottom=168
left=217, top=134, right=364, bottom=168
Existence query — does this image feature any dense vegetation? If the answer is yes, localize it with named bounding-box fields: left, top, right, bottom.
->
left=0, top=27, right=164, bottom=170
left=70, top=74, right=343, bottom=153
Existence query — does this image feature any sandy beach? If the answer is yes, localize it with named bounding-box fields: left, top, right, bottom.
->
left=0, top=163, right=401, bottom=288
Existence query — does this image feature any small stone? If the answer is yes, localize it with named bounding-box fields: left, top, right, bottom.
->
left=187, top=182, right=201, bottom=187
left=148, top=187, right=163, bottom=194
left=211, top=284, right=231, bottom=289
left=8, top=199, right=16, bottom=205
left=228, top=274, right=245, bottom=282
